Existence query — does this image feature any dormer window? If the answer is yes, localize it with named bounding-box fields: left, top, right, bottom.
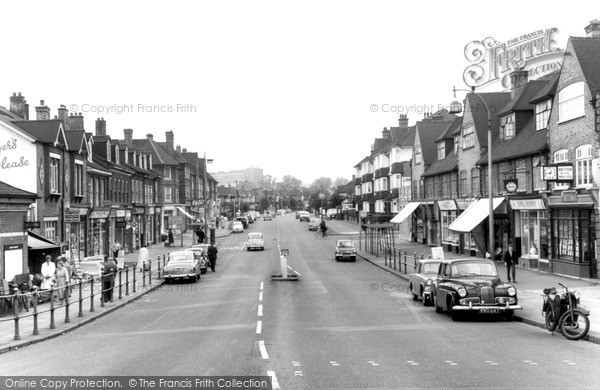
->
left=559, top=82, right=585, bottom=123
left=115, top=147, right=120, bottom=164
left=106, top=141, right=111, bottom=162
left=437, top=143, right=445, bottom=160
left=535, top=99, right=552, bottom=130
left=500, top=113, right=515, bottom=141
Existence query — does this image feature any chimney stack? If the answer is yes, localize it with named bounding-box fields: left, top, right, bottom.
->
left=182, top=148, right=187, bottom=153
left=95, top=117, right=106, bottom=136
left=382, top=128, right=391, bottom=140
left=58, top=105, right=69, bottom=128
left=510, top=68, right=529, bottom=99
left=35, top=100, right=51, bottom=120
left=67, top=112, right=84, bottom=130
left=165, top=130, right=174, bottom=151
left=146, top=133, right=153, bottom=141
left=176, top=144, right=181, bottom=153
left=398, top=114, right=409, bottom=131
left=124, top=129, right=133, bottom=146
left=9, top=92, right=27, bottom=119
left=585, top=19, right=600, bottom=38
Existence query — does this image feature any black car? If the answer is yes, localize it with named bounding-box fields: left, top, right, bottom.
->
left=433, top=259, right=522, bottom=321
left=236, top=216, right=249, bottom=229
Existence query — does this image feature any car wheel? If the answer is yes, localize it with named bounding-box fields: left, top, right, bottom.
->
left=434, top=292, right=443, bottom=313
left=449, top=297, right=460, bottom=321
left=352, top=256, right=356, bottom=262
left=503, top=310, right=514, bottom=322
left=201, top=268, right=206, bottom=274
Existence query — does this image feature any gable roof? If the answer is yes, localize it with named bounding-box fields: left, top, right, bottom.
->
left=415, top=120, right=455, bottom=166
left=157, top=142, right=188, bottom=164
left=13, top=119, right=69, bottom=148
left=422, top=149, right=457, bottom=177
left=465, top=92, right=511, bottom=148
left=65, top=130, right=88, bottom=153
left=131, top=138, right=179, bottom=166
left=570, top=37, right=600, bottom=93
left=435, top=117, right=462, bottom=142
left=529, top=72, right=560, bottom=104
left=498, top=78, right=553, bottom=116
left=0, top=180, right=39, bottom=199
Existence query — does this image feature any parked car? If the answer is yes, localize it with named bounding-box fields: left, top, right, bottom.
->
left=308, top=218, right=321, bottom=231
left=254, top=211, right=261, bottom=219
left=433, top=258, right=522, bottom=321
left=184, top=246, right=209, bottom=274
left=299, top=211, right=310, bottom=222
left=295, top=211, right=301, bottom=219
left=246, top=232, right=265, bottom=251
left=334, top=240, right=357, bottom=262
left=163, top=251, right=201, bottom=283
left=263, top=214, right=273, bottom=221
left=75, top=255, right=104, bottom=279
left=236, top=216, right=249, bottom=229
left=408, top=259, right=445, bottom=306
left=232, top=221, right=244, bottom=233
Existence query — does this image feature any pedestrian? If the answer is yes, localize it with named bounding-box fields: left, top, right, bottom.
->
left=102, top=257, right=118, bottom=302
left=137, top=245, right=149, bottom=272
left=196, top=228, right=205, bottom=244
left=207, top=243, right=218, bottom=272
left=55, top=261, right=70, bottom=303
left=114, top=240, right=122, bottom=258
left=168, top=229, right=174, bottom=247
left=40, top=255, right=56, bottom=290
left=503, top=243, right=518, bottom=283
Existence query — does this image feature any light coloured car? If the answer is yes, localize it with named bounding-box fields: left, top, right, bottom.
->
left=184, top=246, right=209, bottom=274
left=232, top=221, right=244, bottom=233
left=246, top=232, right=265, bottom=251
left=335, top=240, right=357, bottom=262
left=263, top=214, right=273, bottom=221
left=308, top=218, right=321, bottom=231
left=408, top=259, right=444, bottom=306
left=298, top=211, right=310, bottom=222
left=163, top=251, right=201, bottom=283
left=75, top=255, right=104, bottom=279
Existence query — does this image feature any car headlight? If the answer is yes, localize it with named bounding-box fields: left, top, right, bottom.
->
left=458, top=287, right=467, bottom=297
left=426, top=279, right=432, bottom=286
left=507, top=287, right=516, bottom=296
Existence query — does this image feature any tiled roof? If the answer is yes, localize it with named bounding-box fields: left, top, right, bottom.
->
left=466, top=92, right=511, bottom=148
left=65, top=130, right=87, bottom=152
left=570, top=37, right=600, bottom=93
left=435, top=117, right=462, bottom=142
left=416, top=120, right=456, bottom=166
left=157, top=142, right=188, bottom=164
left=0, top=180, right=38, bottom=199
left=422, top=149, right=457, bottom=177
left=477, top=117, right=547, bottom=165
left=131, top=139, right=179, bottom=166
left=498, top=79, right=552, bottom=116
left=529, top=72, right=560, bottom=104
left=12, top=119, right=66, bottom=145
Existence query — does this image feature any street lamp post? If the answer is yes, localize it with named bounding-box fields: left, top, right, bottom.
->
left=203, top=153, right=214, bottom=242
left=450, top=86, right=494, bottom=258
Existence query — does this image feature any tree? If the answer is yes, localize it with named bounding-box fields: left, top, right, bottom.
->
left=281, top=175, right=303, bottom=191
left=332, top=177, right=349, bottom=188
left=261, top=175, right=277, bottom=189
left=310, top=177, right=332, bottom=191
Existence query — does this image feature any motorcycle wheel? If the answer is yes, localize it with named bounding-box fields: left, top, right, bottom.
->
left=544, top=311, right=556, bottom=331
left=560, top=310, right=590, bottom=340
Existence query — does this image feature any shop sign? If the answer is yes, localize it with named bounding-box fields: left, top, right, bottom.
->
left=148, top=207, right=154, bottom=215
left=437, top=200, right=457, bottom=210
left=132, top=207, right=145, bottom=214
left=24, top=221, right=41, bottom=229
left=463, top=27, right=563, bottom=90
left=116, top=221, right=127, bottom=228
left=542, top=164, right=573, bottom=182
left=504, top=179, right=518, bottom=193
left=64, top=210, right=80, bottom=223
left=562, top=191, right=578, bottom=203
left=125, top=210, right=132, bottom=221
left=509, top=199, right=545, bottom=210
left=116, top=209, right=126, bottom=218
left=0, top=132, right=37, bottom=193
left=431, top=246, right=445, bottom=260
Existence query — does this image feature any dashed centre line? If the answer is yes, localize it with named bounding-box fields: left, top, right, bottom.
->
left=267, top=371, right=280, bottom=390
left=259, top=341, right=269, bottom=360
left=257, top=304, right=263, bottom=316
left=259, top=292, right=263, bottom=301
left=256, top=321, right=262, bottom=334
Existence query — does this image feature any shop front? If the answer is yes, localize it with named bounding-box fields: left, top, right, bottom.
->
left=509, top=197, right=549, bottom=270
left=65, top=208, right=87, bottom=264
left=146, top=206, right=155, bottom=245
left=132, top=206, right=146, bottom=249
left=390, top=201, right=421, bottom=242
left=423, top=202, right=439, bottom=247
left=548, top=191, right=596, bottom=278
left=438, top=200, right=459, bottom=253
left=114, top=209, right=127, bottom=253
left=88, top=208, right=110, bottom=257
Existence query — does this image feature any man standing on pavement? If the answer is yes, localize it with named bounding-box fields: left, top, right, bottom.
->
left=207, top=243, right=218, bottom=272
left=137, top=245, right=149, bottom=272
left=102, top=257, right=118, bottom=302
left=503, top=244, right=518, bottom=283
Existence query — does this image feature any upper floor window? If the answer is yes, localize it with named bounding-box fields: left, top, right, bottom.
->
left=49, top=153, right=61, bottom=194
left=437, top=143, right=445, bottom=160
left=106, top=142, right=111, bottom=162
left=471, top=168, right=480, bottom=197
left=559, top=82, right=585, bottom=123
left=414, top=147, right=422, bottom=165
left=459, top=170, right=468, bottom=197
left=74, top=161, right=84, bottom=197
left=164, top=187, right=172, bottom=203
left=576, top=145, right=593, bottom=187
left=115, top=148, right=120, bottom=164
left=462, top=124, right=475, bottom=149
left=535, top=99, right=552, bottom=130
left=500, top=113, right=515, bottom=140
left=554, top=149, right=569, bottom=163
left=533, top=156, right=547, bottom=191
left=164, top=167, right=172, bottom=180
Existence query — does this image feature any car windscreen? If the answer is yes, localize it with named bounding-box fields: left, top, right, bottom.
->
left=337, top=241, right=354, bottom=248
left=451, top=262, right=497, bottom=277
left=422, top=262, right=440, bottom=274
left=169, top=255, right=194, bottom=262
left=248, top=233, right=263, bottom=239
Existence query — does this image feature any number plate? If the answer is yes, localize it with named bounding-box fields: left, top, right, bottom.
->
left=480, top=308, right=501, bottom=314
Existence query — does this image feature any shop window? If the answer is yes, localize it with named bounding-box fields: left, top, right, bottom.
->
left=576, top=145, right=593, bottom=187
left=441, top=211, right=458, bottom=245
left=552, top=209, right=594, bottom=262
left=558, top=82, right=585, bottom=123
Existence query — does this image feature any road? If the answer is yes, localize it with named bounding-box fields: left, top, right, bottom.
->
left=1, top=214, right=600, bottom=389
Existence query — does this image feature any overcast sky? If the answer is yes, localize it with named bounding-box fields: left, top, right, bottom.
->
left=0, top=1, right=595, bottom=185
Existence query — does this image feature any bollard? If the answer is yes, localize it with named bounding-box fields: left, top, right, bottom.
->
left=78, top=280, right=83, bottom=317
left=49, top=286, right=56, bottom=329
left=148, top=260, right=152, bottom=286
left=384, top=246, right=388, bottom=266
left=280, top=255, right=288, bottom=279
left=100, top=274, right=105, bottom=308
left=133, top=267, right=137, bottom=293
left=404, top=250, right=408, bottom=274
left=393, top=248, right=397, bottom=270
left=32, top=287, right=39, bottom=335
left=13, top=287, right=21, bottom=340
left=157, top=256, right=161, bottom=279
left=142, top=265, right=146, bottom=288
left=163, top=253, right=166, bottom=269
left=65, top=283, right=70, bottom=323
left=89, top=277, right=95, bottom=312
left=118, top=269, right=123, bottom=300
left=125, top=266, right=130, bottom=296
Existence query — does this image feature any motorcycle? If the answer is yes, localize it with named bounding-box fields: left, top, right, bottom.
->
left=542, top=283, right=590, bottom=340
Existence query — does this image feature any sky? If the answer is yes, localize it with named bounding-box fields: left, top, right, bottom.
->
left=0, top=1, right=596, bottom=186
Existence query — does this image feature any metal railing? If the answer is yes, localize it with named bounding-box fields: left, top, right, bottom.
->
left=382, top=246, right=429, bottom=274
left=0, top=254, right=170, bottom=341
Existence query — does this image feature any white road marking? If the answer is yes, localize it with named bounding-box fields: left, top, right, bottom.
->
left=256, top=321, right=262, bottom=334
left=330, top=361, right=340, bottom=366
left=563, top=360, right=576, bottom=365
left=292, top=361, right=301, bottom=367
left=407, top=360, right=419, bottom=366
left=524, top=360, right=538, bottom=365
left=445, top=360, right=457, bottom=366
left=260, top=282, right=264, bottom=290
left=259, top=292, right=263, bottom=301
left=367, top=361, right=379, bottom=366
left=259, top=340, right=269, bottom=359
left=258, top=304, right=263, bottom=316
left=485, top=360, right=499, bottom=365
left=287, top=265, right=302, bottom=276
left=267, top=371, right=280, bottom=390
left=294, top=371, right=303, bottom=376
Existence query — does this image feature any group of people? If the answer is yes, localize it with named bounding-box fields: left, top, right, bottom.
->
left=40, top=254, right=72, bottom=303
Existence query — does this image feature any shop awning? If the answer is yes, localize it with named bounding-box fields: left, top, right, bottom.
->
left=28, top=231, right=60, bottom=250
left=177, top=206, right=195, bottom=220
left=448, top=197, right=505, bottom=233
left=390, top=202, right=421, bottom=224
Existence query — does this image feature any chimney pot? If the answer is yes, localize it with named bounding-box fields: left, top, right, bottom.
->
left=18, top=92, right=21, bottom=96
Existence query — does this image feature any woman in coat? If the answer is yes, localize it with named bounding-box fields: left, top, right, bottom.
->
left=55, top=261, right=70, bottom=303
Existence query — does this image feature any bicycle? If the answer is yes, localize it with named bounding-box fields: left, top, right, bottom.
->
left=0, top=289, right=30, bottom=317
left=315, top=227, right=328, bottom=238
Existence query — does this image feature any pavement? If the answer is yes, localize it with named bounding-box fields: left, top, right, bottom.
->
left=323, top=218, right=600, bottom=344
left=0, top=227, right=233, bottom=354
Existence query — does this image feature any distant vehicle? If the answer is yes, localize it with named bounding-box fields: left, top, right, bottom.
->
left=246, top=232, right=265, bottom=251
left=308, top=218, right=320, bottom=231
left=334, top=240, right=357, bottom=262
left=232, top=221, right=244, bottom=233
left=163, top=251, right=201, bottom=283
left=299, top=211, right=310, bottom=222
left=408, top=259, right=445, bottom=306
left=296, top=211, right=301, bottom=219
left=277, top=209, right=285, bottom=216
left=236, top=216, right=249, bottom=229
left=254, top=211, right=261, bottom=219
left=184, top=246, right=210, bottom=274
left=263, top=214, right=273, bottom=221
left=75, top=255, right=104, bottom=279
left=245, top=213, right=254, bottom=224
